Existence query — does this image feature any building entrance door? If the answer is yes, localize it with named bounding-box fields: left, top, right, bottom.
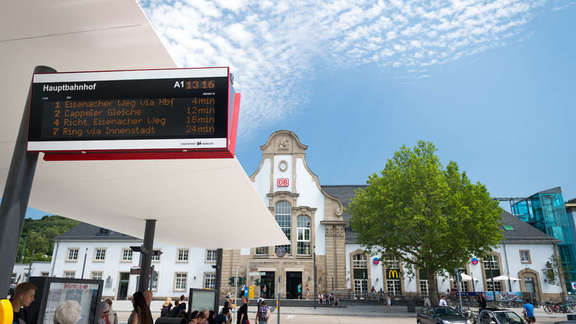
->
left=117, top=272, right=130, bottom=300
left=260, top=272, right=275, bottom=299
left=286, top=272, right=302, bottom=299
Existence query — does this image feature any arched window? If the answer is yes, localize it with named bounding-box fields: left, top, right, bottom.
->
left=275, top=201, right=291, bottom=255
left=352, top=254, right=368, bottom=298
left=297, top=215, right=311, bottom=255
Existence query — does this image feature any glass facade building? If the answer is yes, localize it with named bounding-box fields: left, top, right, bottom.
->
left=512, top=187, right=576, bottom=291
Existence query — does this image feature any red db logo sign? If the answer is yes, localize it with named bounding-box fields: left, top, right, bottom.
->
left=277, top=178, right=289, bottom=187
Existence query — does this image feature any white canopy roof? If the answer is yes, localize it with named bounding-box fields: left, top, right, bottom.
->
left=0, top=0, right=289, bottom=248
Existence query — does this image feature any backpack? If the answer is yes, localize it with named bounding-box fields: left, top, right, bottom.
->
left=257, top=305, right=268, bottom=321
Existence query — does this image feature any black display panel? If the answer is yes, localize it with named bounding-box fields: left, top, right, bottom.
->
left=28, top=68, right=232, bottom=152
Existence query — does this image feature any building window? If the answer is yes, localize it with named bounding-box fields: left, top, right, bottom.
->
left=255, top=247, right=269, bottom=255
left=385, top=255, right=402, bottom=296
left=121, top=249, right=133, bottom=262
left=94, top=248, right=106, bottom=262
left=66, top=248, right=79, bottom=262
left=275, top=201, right=291, bottom=255
left=520, top=250, right=531, bottom=264
left=452, top=268, right=470, bottom=292
left=174, top=273, right=187, bottom=291
left=204, top=273, right=216, bottom=290
left=177, top=249, right=189, bottom=263
left=91, top=271, right=103, bottom=281
left=151, top=272, right=159, bottom=291
left=206, top=249, right=217, bottom=263
left=352, top=254, right=368, bottom=299
left=64, top=271, right=75, bottom=279
left=484, top=255, right=503, bottom=292
left=152, top=250, right=161, bottom=262
left=419, top=269, right=429, bottom=296
left=297, top=215, right=311, bottom=255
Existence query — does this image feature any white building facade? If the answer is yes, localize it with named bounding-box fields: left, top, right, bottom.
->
left=49, top=130, right=567, bottom=302
left=50, top=225, right=218, bottom=300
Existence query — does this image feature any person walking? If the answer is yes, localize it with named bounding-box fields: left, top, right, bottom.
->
left=522, top=299, right=536, bottom=324
left=128, top=292, right=153, bottom=324
left=10, top=282, right=36, bottom=324
left=255, top=300, right=270, bottom=324
left=237, top=296, right=248, bottom=324
left=386, top=294, right=392, bottom=312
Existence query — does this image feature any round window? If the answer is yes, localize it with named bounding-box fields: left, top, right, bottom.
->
left=278, top=160, right=288, bottom=172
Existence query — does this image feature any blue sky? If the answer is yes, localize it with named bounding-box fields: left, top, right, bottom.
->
left=25, top=0, right=576, bottom=218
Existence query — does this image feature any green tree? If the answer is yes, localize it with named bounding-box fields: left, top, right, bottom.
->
left=18, top=215, right=79, bottom=262
left=349, top=141, right=502, bottom=305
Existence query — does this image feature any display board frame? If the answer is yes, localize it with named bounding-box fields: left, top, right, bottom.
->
left=27, top=67, right=240, bottom=160
left=188, top=288, right=216, bottom=313
left=28, top=277, right=103, bottom=324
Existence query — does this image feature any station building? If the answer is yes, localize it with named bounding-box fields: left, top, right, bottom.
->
left=49, top=130, right=567, bottom=302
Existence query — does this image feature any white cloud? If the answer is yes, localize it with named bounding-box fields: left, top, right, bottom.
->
left=139, top=0, right=566, bottom=135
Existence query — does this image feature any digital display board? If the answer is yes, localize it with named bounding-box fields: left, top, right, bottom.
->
left=27, top=68, right=235, bottom=156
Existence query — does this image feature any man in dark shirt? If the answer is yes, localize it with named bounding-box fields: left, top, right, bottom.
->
left=237, top=296, right=248, bottom=324
left=10, top=283, right=36, bottom=324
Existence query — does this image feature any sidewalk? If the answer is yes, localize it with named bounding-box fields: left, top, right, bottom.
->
left=109, top=301, right=575, bottom=322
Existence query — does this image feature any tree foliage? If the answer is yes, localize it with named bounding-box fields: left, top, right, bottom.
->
left=18, top=215, right=79, bottom=262
left=349, top=141, right=502, bottom=304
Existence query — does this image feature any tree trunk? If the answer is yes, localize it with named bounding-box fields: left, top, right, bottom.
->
left=427, top=269, right=440, bottom=306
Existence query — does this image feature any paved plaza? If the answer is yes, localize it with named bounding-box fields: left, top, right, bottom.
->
left=111, top=301, right=574, bottom=324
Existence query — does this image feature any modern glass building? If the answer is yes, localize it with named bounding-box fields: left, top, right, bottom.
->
left=512, top=187, right=576, bottom=292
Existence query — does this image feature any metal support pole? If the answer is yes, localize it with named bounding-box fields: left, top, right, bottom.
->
left=313, top=250, right=317, bottom=309
left=213, top=248, right=223, bottom=313
left=81, top=248, right=88, bottom=279
left=138, top=219, right=156, bottom=292
left=0, top=65, right=55, bottom=298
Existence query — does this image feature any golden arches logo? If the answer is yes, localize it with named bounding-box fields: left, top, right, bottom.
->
left=387, top=269, right=399, bottom=279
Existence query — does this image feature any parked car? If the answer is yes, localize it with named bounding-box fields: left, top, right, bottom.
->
left=417, top=306, right=471, bottom=324
left=476, top=308, right=526, bottom=324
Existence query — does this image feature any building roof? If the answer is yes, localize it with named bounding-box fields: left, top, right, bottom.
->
left=322, top=185, right=558, bottom=245
left=55, top=223, right=139, bottom=241
left=533, top=186, right=562, bottom=196
left=322, top=185, right=367, bottom=242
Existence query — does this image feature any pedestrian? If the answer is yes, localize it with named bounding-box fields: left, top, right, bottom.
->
left=297, top=283, right=302, bottom=299
left=477, top=292, right=487, bottom=311
left=305, top=285, right=310, bottom=300
left=106, top=299, right=119, bottom=324
left=54, top=300, right=82, bottom=324
left=423, top=296, right=432, bottom=308
left=255, top=300, right=270, bottom=324
left=128, top=292, right=153, bottom=324
left=522, top=299, right=536, bottom=324
left=386, top=294, right=392, bottom=312
left=439, top=295, right=448, bottom=307
left=208, top=310, right=216, bottom=324
left=237, top=296, right=249, bottom=324
left=98, top=301, right=110, bottom=324
left=10, top=282, right=36, bottom=324
left=197, top=309, right=209, bottom=324
left=161, top=297, right=173, bottom=317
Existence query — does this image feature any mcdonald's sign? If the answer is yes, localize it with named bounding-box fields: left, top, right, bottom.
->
left=386, top=269, right=400, bottom=279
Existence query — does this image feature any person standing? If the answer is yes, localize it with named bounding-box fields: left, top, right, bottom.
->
left=237, top=296, right=248, bottom=324
left=128, top=292, right=153, bottom=324
left=255, top=300, right=270, bottom=324
left=477, top=292, right=487, bottom=311
left=305, top=285, right=310, bottom=300
left=10, top=283, right=36, bottom=324
left=105, top=299, right=118, bottom=324
left=161, top=298, right=172, bottom=317
left=439, top=296, right=448, bottom=307
left=522, top=299, right=536, bottom=324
